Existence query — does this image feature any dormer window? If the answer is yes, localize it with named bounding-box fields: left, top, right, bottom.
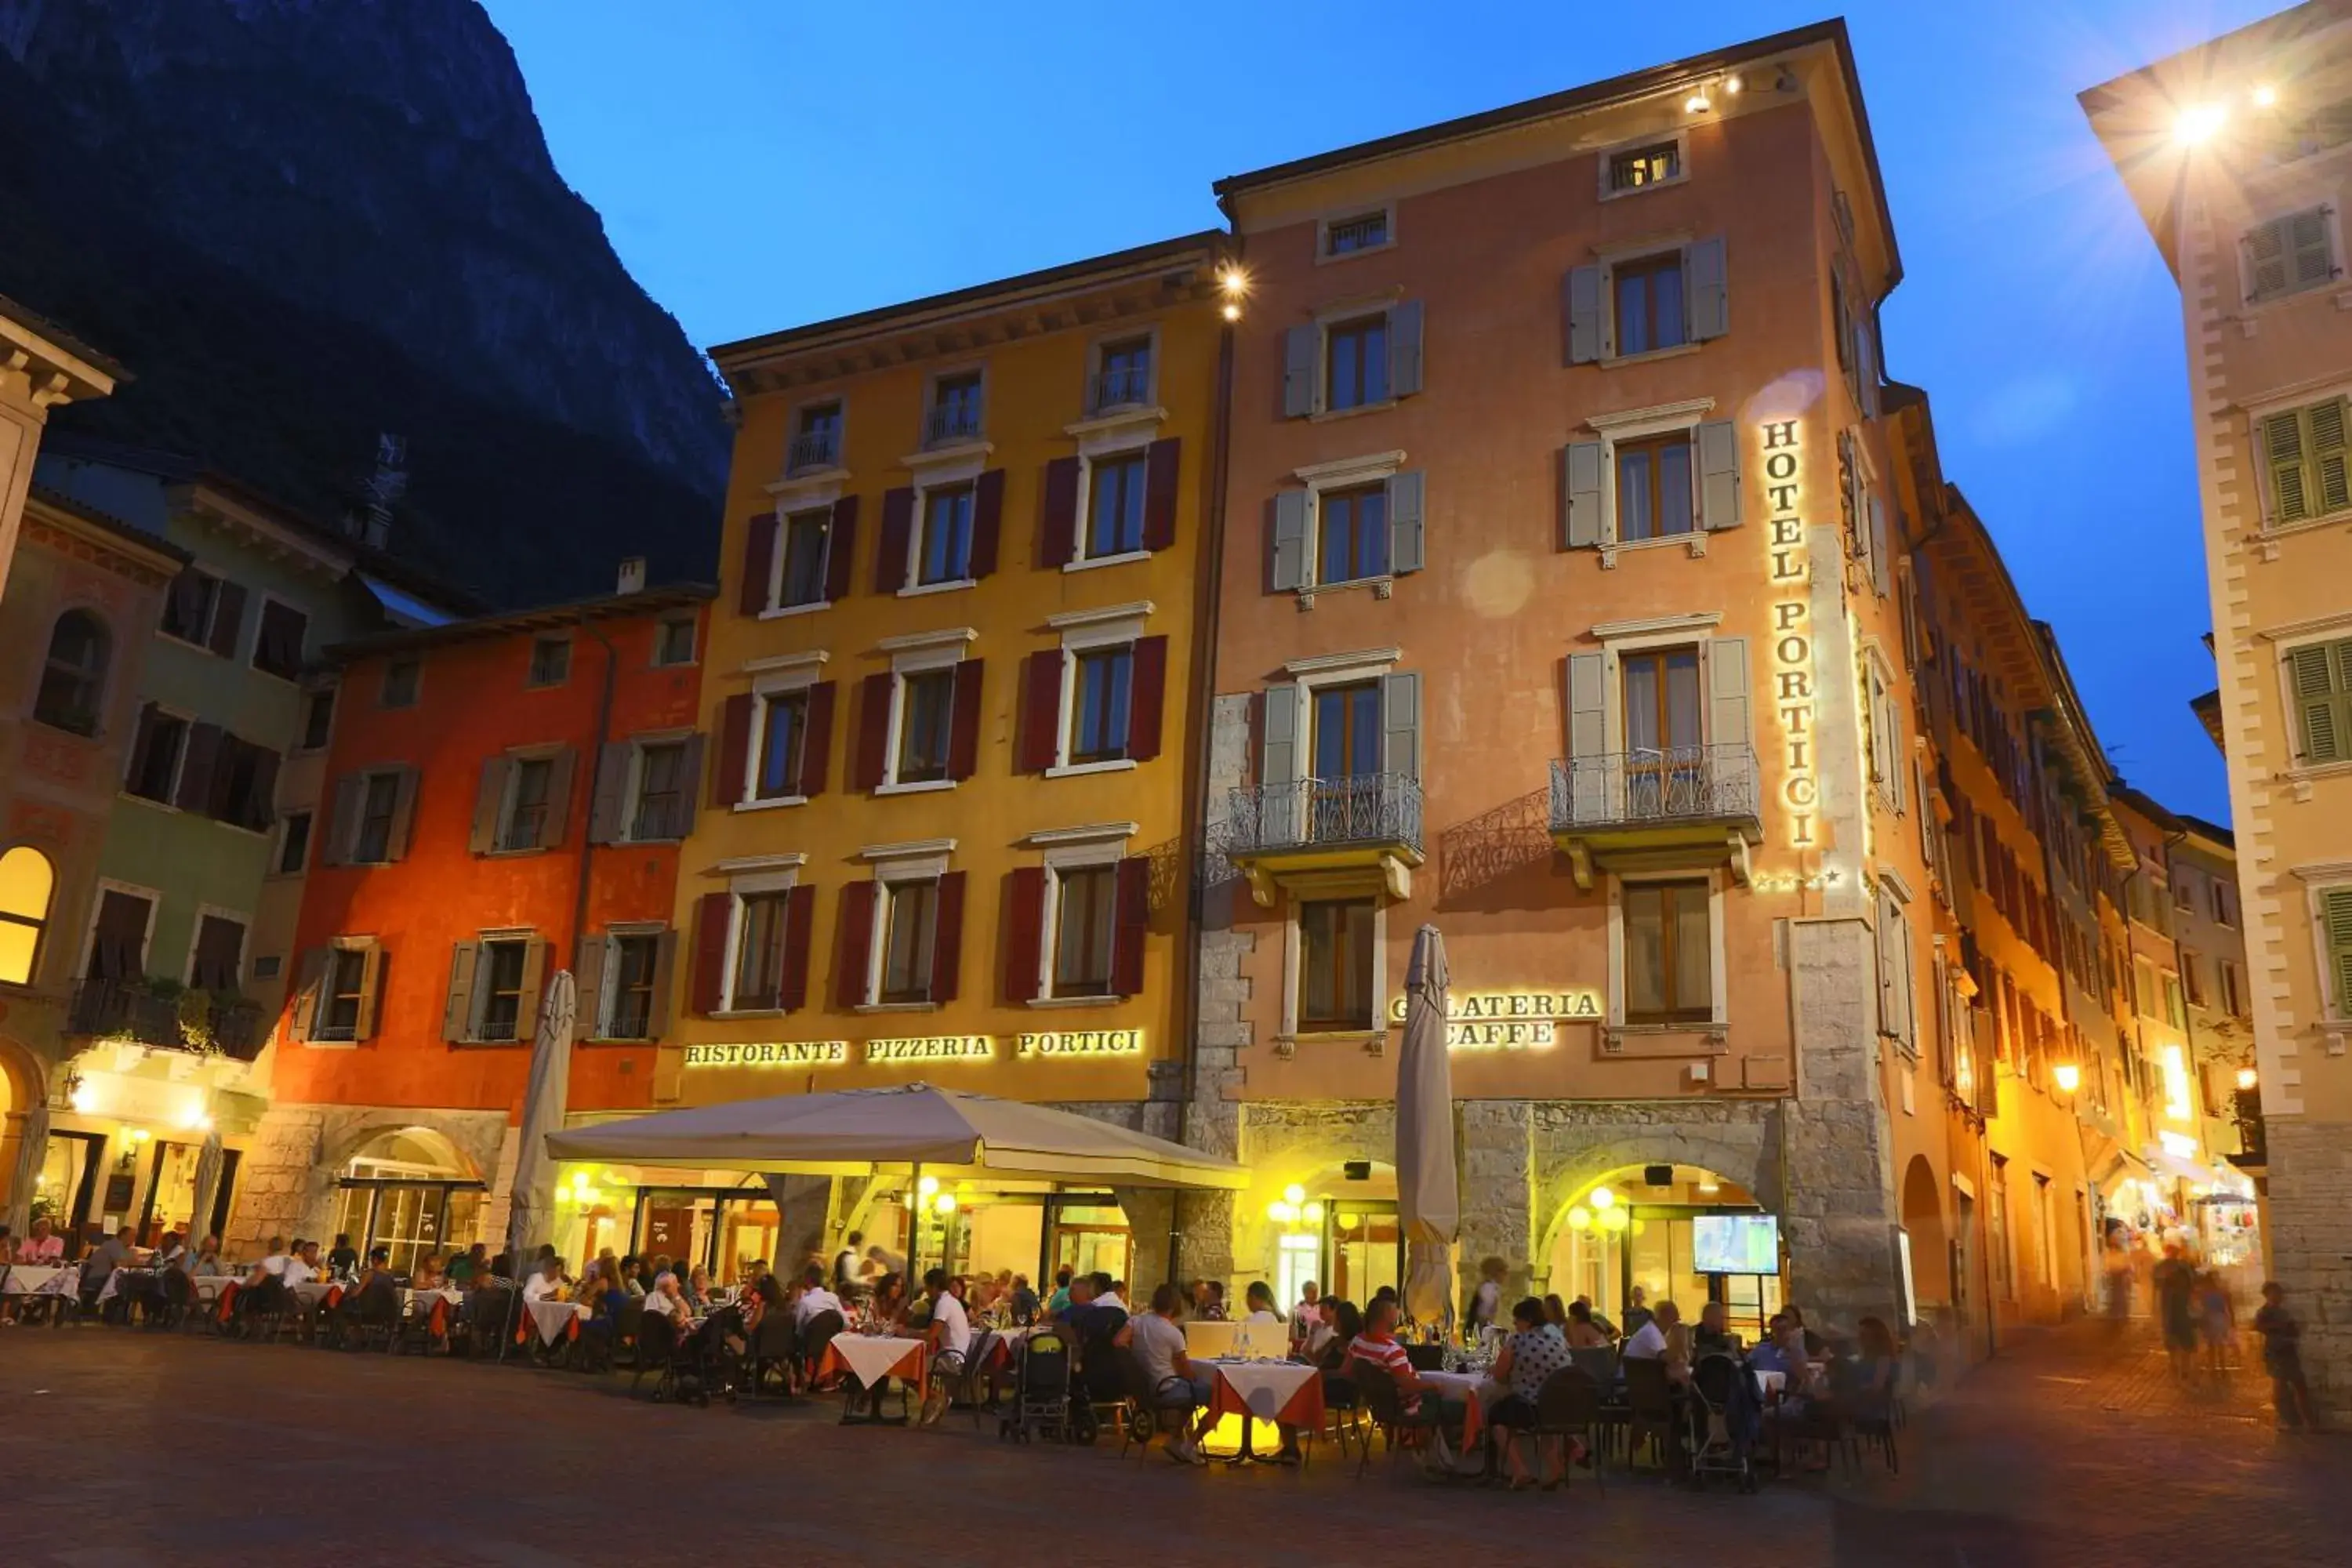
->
left=1090, top=338, right=1152, bottom=413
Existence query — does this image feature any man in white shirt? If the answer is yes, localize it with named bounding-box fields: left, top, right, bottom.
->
left=641, top=1273, right=687, bottom=1320
left=249, top=1235, right=290, bottom=1286
left=793, top=1265, right=842, bottom=1328
left=916, top=1269, right=971, bottom=1425
left=521, top=1258, right=564, bottom=1304
left=280, top=1240, right=321, bottom=1290
left=1622, top=1300, right=1676, bottom=1361
left=1093, top=1272, right=1127, bottom=1315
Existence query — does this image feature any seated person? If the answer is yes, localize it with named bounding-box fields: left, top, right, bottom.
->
left=18, top=1218, right=64, bottom=1265
left=281, top=1239, right=325, bottom=1291
left=81, top=1225, right=140, bottom=1309
left=1346, top=1297, right=1468, bottom=1436
left=1565, top=1298, right=1611, bottom=1348
left=410, top=1251, right=446, bottom=1291
left=1236, top=1280, right=1286, bottom=1357
left=793, top=1265, right=843, bottom=1329
left=619, top=1254, right=648, bottom=1298
left=190, top=1236, right=227, bottom=1277
left=684, top=1266, right=714, bottom=1313
left=866, top=1270, right=908, bottom=1330
left=1116, top=1283, right=1214, bottom=1464
left=1486, top=1297, right=1584, bottom=1487
left=521, top=1258, right=568, bottom=1304
left=1575, top=1294, right=1619, bottom=1341
left=1747, top=1313, right=1819, bottom=1403
left=641, top=1272, right=689, bottom=1321
left=917, top=1269, right=974, bottom=1425
left=326, top=1232, right=361, bottom=1279
left=1693, top=1300, right=1740, bottom=1358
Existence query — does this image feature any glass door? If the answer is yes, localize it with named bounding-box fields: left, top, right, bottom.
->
left=1048, top=1200, right=1132, bottom=1287
left=40, top=1131, right=106, bottom=1237
left=1325, top=1202, right=1401, bottom=1306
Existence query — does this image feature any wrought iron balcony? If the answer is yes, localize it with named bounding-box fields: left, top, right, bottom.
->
left=1223, top=773, right=1423, bottom=906
left=923, top=402, right=982, bottom=447
left=65, top=978, right=269, bottom=1062
left=785, top=427, right=840, bottom=474
left=1088, top=366, right=1150, bottom=413
left=1548, top=743, right=1762, bottom=888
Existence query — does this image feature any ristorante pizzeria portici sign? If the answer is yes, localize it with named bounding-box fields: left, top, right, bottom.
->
left=681, top=1029, right=1145, bottom=1069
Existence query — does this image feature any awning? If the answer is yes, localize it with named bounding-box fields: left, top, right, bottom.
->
left=544, top=1083, right=1247, bottom=1191
left=2143, top=1144, right=2251, bottom=1195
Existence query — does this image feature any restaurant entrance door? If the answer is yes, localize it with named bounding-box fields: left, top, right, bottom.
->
left=1047, top=1199, right=1131, bottom=1287
left=1548, top=1164, right=1781, bottom=1340
left=1326, top=1202, right=1402, bottom=1305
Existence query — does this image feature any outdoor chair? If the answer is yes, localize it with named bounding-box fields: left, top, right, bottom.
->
left=156, top=1268, right=195, bottom=1330
left=1319, top=1367, right=1367, bottom=1464
left=797, top=1308, right=844, bottom=1391
left=1828, top=1358, right=1900, bottom=1474
left=744, top=1308, right=798, bottom=1396
left=1351, top=1368, right=1439, bottom=1480
left=1111, top=1345, right=1199, bottom=1461
left=632, top=1308, right=678, bottom=1396
left=1621, top=1356, right=1680, bottom=1475
left=1570, top=1345, right=1618, bottom=1388
left=1533, top=1366, right=1607, bottom=1494
left=337, top=1278, right=402, bottom=1352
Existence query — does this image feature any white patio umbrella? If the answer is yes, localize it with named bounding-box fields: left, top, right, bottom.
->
left=5, top=1102, right=48, bottom=1239
left=187, top=1130, right=224, bottom=1243
left=1396, top=924, right=1459, bottom=1327
left=504, top=969, right=577, bottom=1261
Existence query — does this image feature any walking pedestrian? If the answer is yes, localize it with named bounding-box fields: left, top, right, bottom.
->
left=2152, top=1243, right=2198, bottom=1381
left=2101, top=1221, right=2135, bottom=1339
left=2195, top=1268, right=2235, bottom=1378
left=2251, top=1281, right=2320, bottom=1432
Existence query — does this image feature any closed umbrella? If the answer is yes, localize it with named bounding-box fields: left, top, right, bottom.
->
left=505, top=969, right=577, bottom=1262
left=1396, top=924, right=1459, bottom=1327
left=187, top=1131, right=224, bottom=1243
left=5, top=1103, right=49, bottom=1239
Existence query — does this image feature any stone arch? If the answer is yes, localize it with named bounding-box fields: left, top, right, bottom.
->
left=319, top=1118, right=483, bottom=1181
left=1529, top=1109, right=1778, bottom=1279
left=0, top=1033, right=50, bottom=1229
left=1900, top=1154, right=1950, bottom=1313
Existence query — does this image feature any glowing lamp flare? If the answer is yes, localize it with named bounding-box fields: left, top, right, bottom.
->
left=2174, top=103, right=2227, bottom=145
left=2252, top=84, right=2278, bottom=107
left=1566, top=1206, right=1592, bottom=1231
left=2236, top=1067, right=2259, bottom=1091
left=2053, top=1063, right=2081, bottom=1094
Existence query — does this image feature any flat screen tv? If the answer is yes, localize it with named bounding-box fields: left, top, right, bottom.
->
left=1691, top=1213, right=1780, bottom=1275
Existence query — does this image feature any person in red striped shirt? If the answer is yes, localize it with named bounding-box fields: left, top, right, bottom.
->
left=1345, top=1297, right=1461, bottom=1421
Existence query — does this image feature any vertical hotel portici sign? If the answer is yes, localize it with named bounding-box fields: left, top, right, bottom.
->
left=1762, top=419, right=1817, bottom=850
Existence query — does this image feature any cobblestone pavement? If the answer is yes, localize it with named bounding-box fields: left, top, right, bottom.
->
left=1, top=1319, right=2342, bottom=1567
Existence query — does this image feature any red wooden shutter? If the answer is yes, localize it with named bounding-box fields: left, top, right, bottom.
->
left=1019, top=651, right=1064, bottom=773
left=823, top=495, right=859, bottom=603
left=969, top=468, right=1005, bottom=578
left=714, top=693, right=753, bottom=808
left=799, top=681, right=835, bottom=798
left=1004, top=867, right=1047, bottom=1004
left=1142, top=437, right=1181, bottom=550
left=876, top=487, right=914, bottom=593
left=947, top=659, right=984, bottom=781
left=931, top=870, right=967, bottom=1004
left=780, top=883, right=816, bottom=1011
left=690, top=891, right=731, bottom=1015
left=853, top=672, right=894, bottom=792
left=1112, top=856, right=1151, bottom=996
left=739, top=514, right=779, bottom=616
left=1127, top=636, right=1168, bottom=762
left=834, top=882, right=877, bottom=1009
left=1040, top=456, right=1081, bottom=568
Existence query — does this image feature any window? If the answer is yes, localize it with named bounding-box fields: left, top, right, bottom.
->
left=1311, top=681, right=1381, bottom=780
left=2221, top=959, right=2245, bottom=1018
left=499, top=757, right=554, bottom=851
left=1323, top=209, right=1389, bottom=256
left=927, top=372, right=983, bottom=445
left=1608, top=140, right=1681, bottom=191
left=1622, top=648, right=1703, bottom=760
left=1615, top=432, right=1694, bottom=540
left=276, top=811, right=313, bottom=876
left=1325, top=315, right=1391, bottom=411
left=630, top=742, right=688, bottom=841
left=2285, top=637, right=2352, bottom=764
left=2164, top=971, right=2187, bottom=1031
left=916, top=484, right=975, bottom=586
left=474, top=939, right=529, bottom=1041
left=126, top=711, right=189, bottom=802
left=2259, top=397, right=2349, bottom=525
left=1317, top=483, right=1389, bottom=584
left=299, top=688, right=336, bottom=751
left=527, top=637, right=572, bottom=688
left=2032, top=1173, right=2057, bottom=1287
left=1068, top=647, right=1134, bottom=766
left=35, top=611, right=109, bottom=735
left=654, top=617, right=697, bottom=667
left=731, top=891, right=790, bottom=1011
left=354, top=771, right=402, bottom=864
left=1613, top=252, right=1686, bottom=356
left=318, top=947, right=369, bottom=1041
left=1623, top=878, right=1711, bottom=1025
left=2182, top=950, right=2208, bottom=1008
left=2212, top=880, right=2235, bottom=927
left=252, top=600, right=307, bottom=681
left=0, top=846, right=55, bottom=986
left=1987, top=1156, right=2013, bottom=1300
left=379, top=658, right=420, bottom=709
left=1864, top=656, right=1907, bottom=808
left=1085, top=450, right=1149, bottom=560
left=789, top=400, right=843, bottom=473
left=896, top=670, right=956, bottom=784
left=1092, top=337, right=1152, bottom=411
left=607, top=934, right=660, bottom=1037
left=755, top=691, right=809, bottom=801
left=86, top=887, right=152, bottom=980
left=780, top=509, right=833, bottom=607
left=880, top=879, right=940, bottom=1004
left=1878, top=888, right=1917, bottom=1053
left=189, top=914, right=245, bottom=992
left=2244, top=205, right=2336, bottom=303
left=1051, top=864, right=1117, bottom=998
left=161, top=568, right=222, bottom=645
left=1298, top=898, right=1375, bottom=1031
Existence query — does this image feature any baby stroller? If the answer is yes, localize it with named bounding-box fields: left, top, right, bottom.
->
left=1686, top=1353, right=1758, bottom=1492
left=1000, top=1328, right=1074, bottom=1443
left=660, top=1306, right=742, bottom=1407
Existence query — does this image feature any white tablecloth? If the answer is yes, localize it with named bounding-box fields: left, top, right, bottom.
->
left=524, top=1298, right=590, bottom=1345
left=192, top=1276, right=231, bottom=1301
left=826, top=1334, right=926, bottom=1388
left=1200, top=1358, right=1319, bottom=1421
left=96, top=1267, right=157, bottom=1305
left=1182, top=1319, right=1239, bottom=1358
left=1755, top=1369, right=1786, bottom=1398
left=1, top=1264, right=75, bottom=1297
left=403, top=1287, right=464, bottom=1310
left=290, top=1280, right=338, bottom=1307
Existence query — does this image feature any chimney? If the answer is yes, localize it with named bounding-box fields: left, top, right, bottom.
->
left=616, top=557, right=647, bottom=596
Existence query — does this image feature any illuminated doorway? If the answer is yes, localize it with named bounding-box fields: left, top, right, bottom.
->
left=1547, top=1164, right=1780, bottom=1341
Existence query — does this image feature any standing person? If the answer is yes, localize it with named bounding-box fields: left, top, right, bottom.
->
left=2196, top=1269, right=2236, bottom=1378
left=2101, top=1221, right=2136, bottom=1339
left=325, top=1232, right=359, bottom=1279
left=1620, top=1285, right=1654, bottom=1338
left=2152, top=1243, right=2198, bottom=1381
left=1290, top=1279, right=1320, bottom=1347
left=833, top=1231, right=863, bottom=1293
left=2252, top=1282, right=2320, bottom=1432
left=1467, top=1257, right=1507, bottom=1338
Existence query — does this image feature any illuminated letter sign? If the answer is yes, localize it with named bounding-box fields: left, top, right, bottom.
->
left=863, top=1035, right=996, bottom=1063
left=681, top=1041, right=850, bottom=1069
left=1015, top=1029, right=1146, bottom=1058
left=1761, top=419, right=1817, bottom=849
left=1385, top=989, right=1601, bottom=1051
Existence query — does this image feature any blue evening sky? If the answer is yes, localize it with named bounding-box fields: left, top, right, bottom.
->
left=485, top=1, right=2280, bottom=824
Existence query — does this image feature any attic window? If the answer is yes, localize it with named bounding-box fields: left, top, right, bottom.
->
left=1609, top=141, right=1682, bottom=191
left=1323, top=210, right=1390, bottom=256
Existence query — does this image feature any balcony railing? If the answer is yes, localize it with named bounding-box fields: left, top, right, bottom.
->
left=1225, top=772, right=1424, bottom=858
left=1088, top=366, right=1150, bottom=412
left=786, top=427, right=840, bottom=474
left=924, top=402, right=982, bottom=447
left=1549, top=743, right=1760, bottom=832
left=66, top=978, right=268, bottom=1062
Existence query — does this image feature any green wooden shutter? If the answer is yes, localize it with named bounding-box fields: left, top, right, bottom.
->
left=1565, top=264, right=1604, bottom=364
left=1272, top=490, right=1309, bottom=590
left=1387, top=470, right=1425, bottom=574
left=2264, top=408, right=2310, bottom=521
left=2324, top=887, right=2352, bottom=1018
left=2288, top=639, right=2352, bottom=763
left=2310, top=397, right=2350, bottom=514
left=1381, top=670, right=1421, bottom=781
left=1563, top=441, right=1604, bottom=547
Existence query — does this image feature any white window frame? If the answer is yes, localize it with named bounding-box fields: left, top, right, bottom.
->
left=594, top=920, right=669, bottom=1038
left=492, top=744, right=566, bottom=853
left=2246, top=387, right=2352, bottom=532
left=1030, top=823, right=1134, bottom=1007
left=272, top=808, right=314, bottom=878
left=899, top=449, right=989, bottom=597
left=1308, top=289, right=1407, bottom=421
left=524, top=633, right=573, bottom=690
left=294, top=682, right=338, bottom=754
left=1862, top=641, right=1907, bottom=815
left=181, top=902, right=250, bottom=991
left=1066, top=424, right=1158, bottom=570
left=469, top=927, right=536, bottom=1043
left=1046, top=603, right=1152, bottom=778
left=1587, top=234, right=1704, bottom=368
left=856, top=839, right=954, bottom=1012
left=78, top=878, right=161, bottom=982
left=713, top=856, right=804, bottom=1017
left=1079, top=325, right=1162, bottom=417
left=920, top=364, right=989, bottom=450
left=1290, top=450, right=1406, bottom=593
left=1278, top=884, right=1389, bottom=1043
left=1587, top=612, right=1727, bottom=757
left=875, top=629, right=975, bottom=796
left=1596, top=129, right=1690, bottom=202
left=763, top=490, right=842, bottom=618
left=2238, top=201, right=2343, bottom=307
left=122, top=702, right=197, bottom=807
left=1286, top=647, right=1401, bottom=787
left=735, top=651, right=828, bottom=812
left=619, top=730, right=696, bottom=844
left=1316, top=201, right=1397, bottom=263
left=1584, top=397, right=1716, bottom=556
left=249, top=591, right=309, bottom=684
left=1604, top=868, right=1729, bottom=1030
left=2267, top=614, right=2352, bottom=772
left=309, top=935, right=377, bottom=1047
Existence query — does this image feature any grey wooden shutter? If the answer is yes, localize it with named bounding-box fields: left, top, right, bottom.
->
left=469, top=755, right=510, bottom=854
left=356, top=945, right=385, bottom=1041
left=670, top=733, right=706, bottom=838
left=1697, top=420, right=1741, bottom=531
left=1272, top=491, right=1309, bottom=590
left=587, top=743, right=629, bottom=844
left=385, top=766, right=420, bottom=861
left=2289, top=206, right=2336, bottom=290
left=515, top=939, right=548, bottom=1042
left=442, top=942, right=479, bottom=1041
left=1388, top=299, right=1424, bottom=396
left=574, top=935, right=608, bottom=1040
left=1868, top=495, right=1892, bottom=595
left=1708, top=637, right=1751, bottom=759
left=1855, top=316, right=1882, bottom=417
left=1566, top=264, right=1604, bottom=364
left=1381, top=671, right=1421, bottom=781
left=1282, top=325, right=1319, bottom=417
left=325, top=775, right=363, bottom=866
left=1686, top=236, right=1728, bottom=341
left=1387, top=470, right=1425, bottom=575
left=1566, top=652, right=1607, bottom=822
left=540, top=746, right=576, bottom=849
left=1877, top=894, right=1900, bottom=1037
left=289, top=948, right=329, bottom=1041
left=1261, top=682, right=1300, bottom=786
left=648, top=929, right=678, bottom=1036
left=2246, top=216, right=2291, bottom=300
left=1564, top=441, right=1605, bottom=547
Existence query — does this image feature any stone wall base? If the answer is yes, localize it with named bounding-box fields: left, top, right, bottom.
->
left=2263, top=1117, right=2352, bottom=1421
left=227, top=1102, right=509, bottom=1258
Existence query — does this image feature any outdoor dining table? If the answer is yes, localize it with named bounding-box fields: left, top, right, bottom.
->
left=819, top=1333, right=927, bottom=1425
left=520, top=1298, right=590, bottom=1347
left=1196, top=1356, right=1325, bottom=1464
left=1417, top=1369, right=1497, bottom=1450
left=1181, top=1319, right=1239, bottom=1358
left=95, top=1266, right=154, bottom=1305
left=1, top=1263, right=77, bottom=1298
left=404, top=1286, right=464, bottom=1336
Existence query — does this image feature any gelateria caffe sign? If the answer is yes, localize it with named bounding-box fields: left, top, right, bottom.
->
left=1385, top=990, right=1600, bottom=1051
left=681, top=1030, right=1145, bottom=1069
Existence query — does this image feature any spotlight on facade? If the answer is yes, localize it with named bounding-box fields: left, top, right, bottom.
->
left=2237, top=1066, right=2259, bottom=1091
left=2174, top=102, right=2227, bottom=144
left=2053, top=1063, right=2081, bottom=1094
left=2252, top=83, right=2278, bottom=107
left=1684, top=90, right=1712, bottom=114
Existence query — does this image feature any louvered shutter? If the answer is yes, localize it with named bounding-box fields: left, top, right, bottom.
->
left=947, top=659, right=984, bottom=780
left=125, top=703, right=160, bottom=796
left=715, top=693, right=753, bottom=808
left=381, top=765, right=417, bottom=861
left=1708, top=637, right=1751, bottom=769
left=1142, top=436, right=1181, bottom=551
left=542, top=746, right=576, bottom=848
left=690, top=891, right=731, bottom=1015
left=442, top=942, right=480, bottom=1041
left=1566, top=652, right=1606, bottom=823
left=514, top=940, right=548, bottom=1041
left=1388, top=299, right=1424, bottom=397
left=1697, top=421, right=1741, bottom=531
left=1868, top=495, right=1892, bottom=594
left=877, top=487, right=914, bottom=593
left=853, top=673, right=893, bottom=792
left=835, top=882, right=877, bottom=1008
left=1272, top=491, right=1309, bottom=590
left=1128, top=636, right=1167, bottom=763
left=470, top=755, right=510, bottom=853
left=325, top=775, right=364, bottom=866
left=1261, top=683, right=1300, bottom=787
left=1004, top=867, right=1046, bottom=1004
left=799, top=682, right=834, bottom=798
left=931, top=871, right=966, bottom=1004
left=1387, top=470, right=1425, bottom=575
left=1040, top=456, right=1081, bottom=568
left=740, top=513, right=778, bottom=616
left=1381, top=670, right=1421, bottom=781
left=289, top=948, right=328, bottom=1041
left=2323, top=887, right=2352, bottom=1017
left=823, top=495, right=859, bottom=603
left=779, top=884, right=815, bottom=1011
left=575, top=935, right=608, bottom=1038
left=587, top=743, right=630, bottom=844
left=1686, top=237, right=1728, bottom=341
left=2288, top=205, right=2336, bottom=290
left=1564, top=441, right=1605, bottom=547
left=1020, top=652, right=1064, bottom=773
left=1565, top=264, right=1604, bottom=364
left=208, top=581, right=247, bottom=659
left=175, top=723, right=223, bottom=811
left=2247, top=216, right=2291, bottom=300
left=2288, top=640, right=2352, bottom=763
left=355, top=945, right=385, bottom=1041
left=969, top=468, right=1004, bottom=578
left=1112, top=856, right=1150, bottom=997
left=1282, top=325, right=1320, bottom=417
left=2311, top=397, right=2350, bottom=515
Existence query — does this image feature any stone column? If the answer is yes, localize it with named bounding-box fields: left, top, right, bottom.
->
left=1174, top=692, right=1258, bottom=1287
left=1785, top=914, right=1902, bottom=1328
left=2263, top=1120, right=2352, bottom=1420
left=229, top=1103, right=328, bottom=1255
left=1458, top=1100, right=1535, bottom=1302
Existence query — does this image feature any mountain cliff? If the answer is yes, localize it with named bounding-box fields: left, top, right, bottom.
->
left=0, top=0, right=724, bottom=604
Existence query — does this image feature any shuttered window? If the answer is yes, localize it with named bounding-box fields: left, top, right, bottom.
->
left=1299, top=898, right=1376, bottom=1031
left=2244, top=205, right=2336, bottom=303
left=1326, top=315, right=1390, bottom=410
left=2285, top=637, right=2352, bottom=764
left=1050, top=865, right=1117, bottom=999
left=2323, top=888, right=2352, bottom=1018
left=2260, top=397, right=2351, bottom=524
left=880, top=880, right=940, bottom=1004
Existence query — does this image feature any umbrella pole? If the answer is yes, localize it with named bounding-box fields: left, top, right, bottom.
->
left=906, top=1162, right=922, bottom=1281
